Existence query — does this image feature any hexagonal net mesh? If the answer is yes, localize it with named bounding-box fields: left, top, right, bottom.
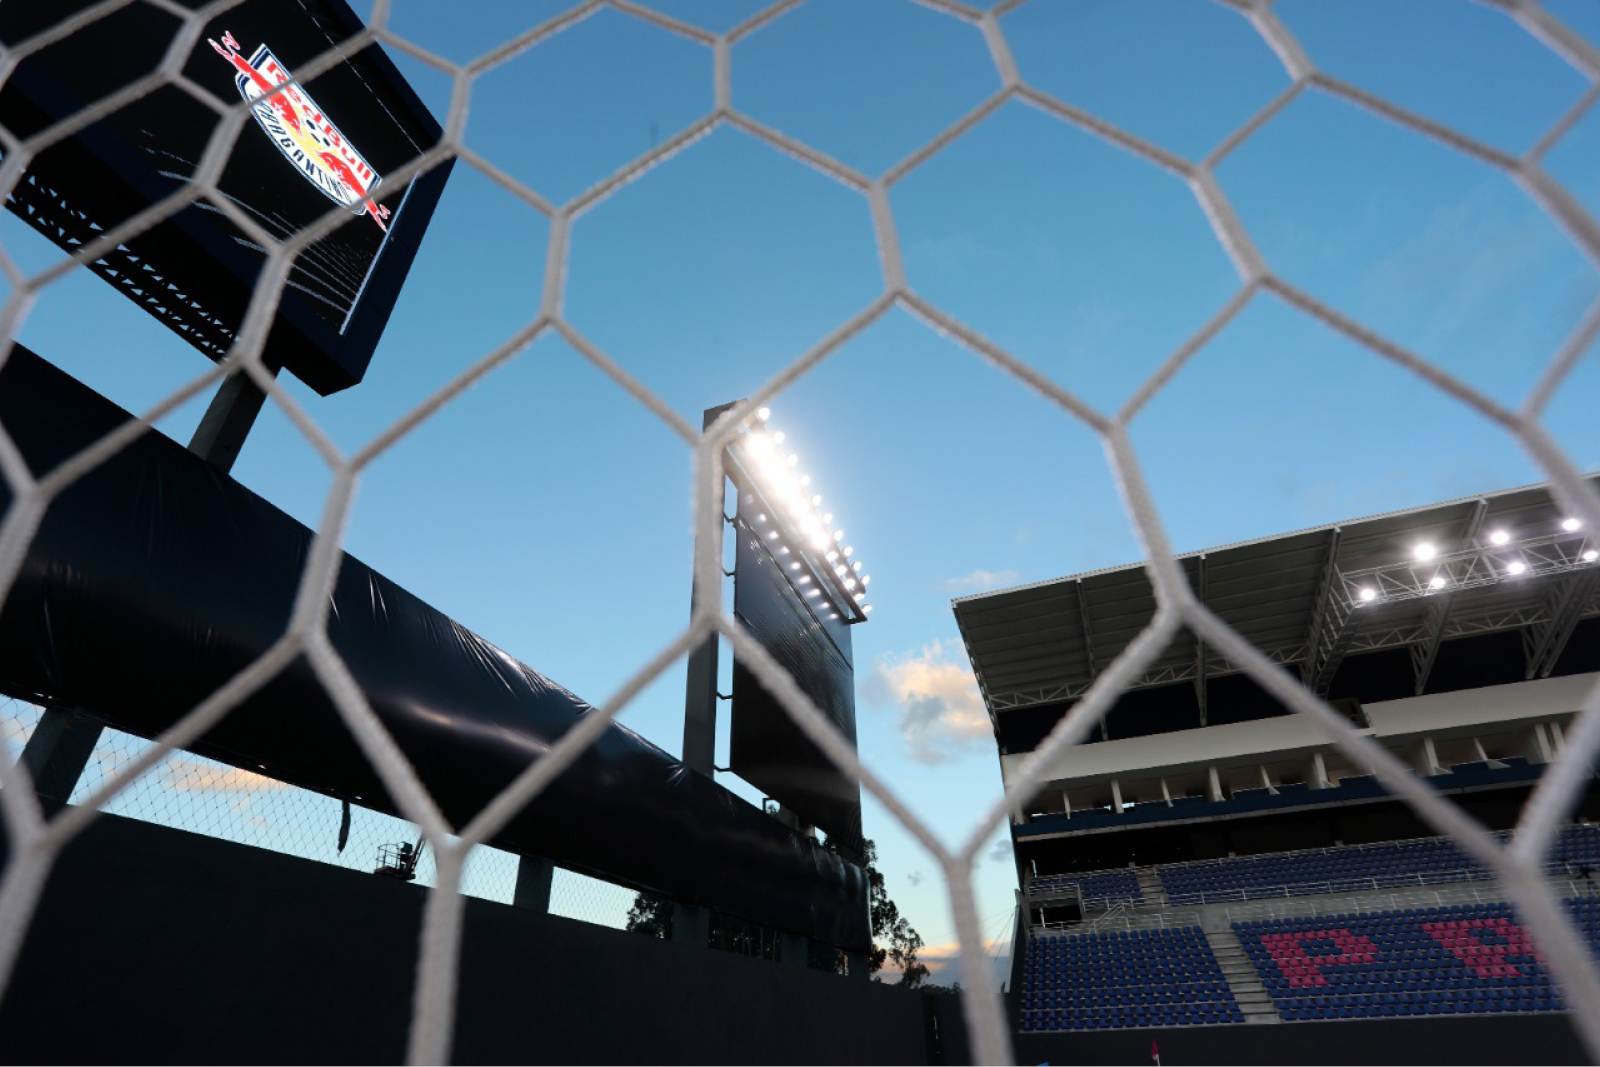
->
left=0, top=1, right=1597, bottom=1064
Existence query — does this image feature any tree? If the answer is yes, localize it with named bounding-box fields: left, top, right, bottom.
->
left=827, top=836, right=930, bottom=988
left=626, top=891, right=673, bottom=939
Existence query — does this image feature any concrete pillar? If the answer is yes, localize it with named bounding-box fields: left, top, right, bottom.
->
left=18, top=706, right=103, bottom=817
left=1110, top=779, right=1124, bottom=814
left=1207, top=766, right=1224, bottom=803
left=1527, top=723, right=1555, bottom=765
left=778, top=931, right=809, bottom=969
left=1308, top=752, right=1330, bottom=790
left=512, top=855, right=553, bottom=912
left=1419, top=737, right=1443, bottom=776
left=672, top=902, right=709, bottom=949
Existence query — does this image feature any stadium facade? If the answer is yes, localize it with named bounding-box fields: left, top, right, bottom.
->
left=956, top=479, right=1600, bottom=1060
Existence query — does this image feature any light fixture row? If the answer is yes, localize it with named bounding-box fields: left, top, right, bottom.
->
left=740, top=407, right=872, bottom=619
left=1356, top=516, right=1594, bottom=605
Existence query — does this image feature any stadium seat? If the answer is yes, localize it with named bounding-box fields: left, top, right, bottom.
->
left=1233, top=897, right=1600, bottom=1023
left=1019, top=926, right=1242, bottom=1032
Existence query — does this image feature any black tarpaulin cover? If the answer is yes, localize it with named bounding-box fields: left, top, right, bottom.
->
left=0, top=345, right=868, bottom=949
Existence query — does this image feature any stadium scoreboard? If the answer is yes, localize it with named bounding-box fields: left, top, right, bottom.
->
left=0, top=0, right=451, bottom=394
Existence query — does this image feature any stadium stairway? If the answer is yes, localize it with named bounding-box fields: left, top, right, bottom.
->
left=1205, top=928, right=1281, bottom=1024
left=1137, top=867, right=1167, bottom=906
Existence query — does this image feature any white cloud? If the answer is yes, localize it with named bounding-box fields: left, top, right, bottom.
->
left=161, top=756, right=287, bottom=793
left=988, top=835, right=1014, bottom=864
left=870, top=641, right=991, bottom=764
left=942, top=568, right=1021, bottom=593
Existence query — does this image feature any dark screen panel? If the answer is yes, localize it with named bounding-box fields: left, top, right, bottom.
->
left=0, top=0, right=450, bottom=394
left=731, top=518, right=863, bottom=846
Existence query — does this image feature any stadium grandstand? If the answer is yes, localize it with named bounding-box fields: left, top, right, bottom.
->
left=956, top=478, right=1600, bottom=1061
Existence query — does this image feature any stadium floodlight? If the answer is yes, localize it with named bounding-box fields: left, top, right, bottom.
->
left=1428, top=574, right=1447, bottom=590
left=1358, top=587, right=1378, bottom=603
left=1586, top=550, right=1599, bottom=563
left=1413, top=542, right=1437, bottom=562
left=727, top=409, right=873, bottom=624
left=1562, top=517, right=1583, bottom=532
left=756, top=406, right=770, bottom=422
left=1488, top=529, right=1510, bottom=546
left=1506, top=560, right=1528, bottom=576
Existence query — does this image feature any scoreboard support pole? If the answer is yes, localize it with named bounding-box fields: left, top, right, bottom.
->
left=674, top=403, right=741, bottom=948
left=681, top=403, right=738, bottom=778
left=16, top=362, right=280, bottom=816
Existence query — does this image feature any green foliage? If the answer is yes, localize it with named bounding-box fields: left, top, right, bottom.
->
left=828, top=836, right=929, bottom=987
left=626, top=891, right=673, bottom=939
left=626, top=836, right=928, bottom=988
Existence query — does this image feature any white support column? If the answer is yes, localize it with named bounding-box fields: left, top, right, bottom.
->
left=1550, top=719, right=1568, bottom=752
left=1160, top=779, right=1173, bottom=807
left=1207, top=766, right=1224, bottom=803
left=1061, top=791, right=1072, bottom=818
left=1308, top=752, right=1330, bottom=790
left=1110, top=778, right=1124, bottom=814
left=1416, top=737, right=1443, bottom=777
left=1471, top=737, right=1490, bottom=763
left=1259, top=765, right=1276, bottom=793
left=1527, top=723, right=1555, bottom=765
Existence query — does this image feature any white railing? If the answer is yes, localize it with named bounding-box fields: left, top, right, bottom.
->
left=1163, top=859, right=1600, bottom=906
left=1034, top=909, right=1204, bottom=936
left=1223, top=878, right=1595, bottom=926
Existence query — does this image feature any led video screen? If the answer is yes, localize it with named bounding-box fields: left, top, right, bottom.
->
left=0, top=0, right=450, bottom=393
left=730, top=519, right=864, bottom=847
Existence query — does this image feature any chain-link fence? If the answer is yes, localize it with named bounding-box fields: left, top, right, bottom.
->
left=0, top=2, right=1598, bottom=1064
left=0, top=698, right=39, bottom=764
left=3, top=697, right=639, bottom=927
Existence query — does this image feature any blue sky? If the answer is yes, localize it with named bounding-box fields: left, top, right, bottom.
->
left=5, top=0, right=1600, bottom=973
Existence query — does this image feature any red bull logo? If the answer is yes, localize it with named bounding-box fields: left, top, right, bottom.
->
left=209, top=31, right=390, bottom=231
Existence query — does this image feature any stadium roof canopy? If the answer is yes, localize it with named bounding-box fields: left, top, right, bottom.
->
left=953, top=478, right=1600, bottom=716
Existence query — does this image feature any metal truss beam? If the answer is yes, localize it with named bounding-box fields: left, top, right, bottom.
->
left=1524, top=568, right=1600, bottom=679
left=1193, top=555, right=1208, bottom=726
left=1342, top=527, right=1598, bottom=606
left=1074, top=580, right=1105, bottom=739
left=1303, top=528, right=1350, bottom=695
left=1410, top=499, right=1487, bottom=695
left=986, top=643, right=1303, bottom=711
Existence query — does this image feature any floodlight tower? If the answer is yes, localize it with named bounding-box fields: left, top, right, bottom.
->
left=680, top=401, right=875, bottom=977
left=682, top=401, right=873, bottom=777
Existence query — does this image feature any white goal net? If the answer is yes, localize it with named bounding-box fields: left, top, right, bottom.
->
left=1, top=1, right=1599, bottom=1064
